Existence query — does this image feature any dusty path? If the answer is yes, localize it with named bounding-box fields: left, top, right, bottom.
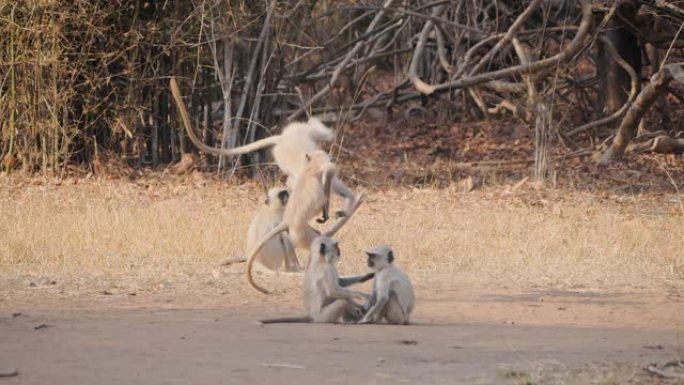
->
left=0, top=305, right=680, bottom=385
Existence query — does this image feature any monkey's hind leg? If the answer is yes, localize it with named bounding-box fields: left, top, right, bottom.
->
left=324, top=193, right=366, bottom=237
left=331, top=177, right=357, bottom=217
left=384, top=292, right=409, bottom=325
left=313, top=299, right=354, bottom=323
left=279, top=234, right=301, bottom=272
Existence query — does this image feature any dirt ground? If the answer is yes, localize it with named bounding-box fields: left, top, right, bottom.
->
left=1, top=171, right=683, bottom=384
left=2, top=288, right=683, bottom=385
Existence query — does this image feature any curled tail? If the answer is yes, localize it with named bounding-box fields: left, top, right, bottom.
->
left=170, top=77, right=278, bottom=157
left=246, top=223, right=289, bottom=294
left=259, top=316, right=312, bottom=324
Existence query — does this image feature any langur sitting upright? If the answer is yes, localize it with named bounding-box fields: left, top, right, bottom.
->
left=359, top=245, right=415, bottom=325
left=246, top=188, right=300, bottom=272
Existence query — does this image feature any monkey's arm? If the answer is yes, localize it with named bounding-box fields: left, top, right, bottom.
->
left=363, top=291, right=377, bottom=311
left=359, top=279, right=390, bottom=323
left=338, top=272, right=374, bottom=287
left=324, top=269, right=370, bottom=301
left=358, top=293, right=388, bottom=324
left=316, top=167, right=336, bottom=223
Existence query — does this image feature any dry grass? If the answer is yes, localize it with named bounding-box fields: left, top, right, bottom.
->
left=1, top=175, right=683, bottom=302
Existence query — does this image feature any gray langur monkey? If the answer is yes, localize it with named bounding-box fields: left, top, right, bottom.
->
left=359, top=245, right=415, bottom=325
left=247, top=150, right=364, bottom=294
left=260, top=236, right=372, bottom=324
left=169, top=77, right=361, bottom=218
left=246, top=188, right=300, bottom=272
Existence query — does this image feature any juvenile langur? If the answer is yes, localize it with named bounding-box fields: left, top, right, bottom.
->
left=260, top=236, right=372, bottom=324
left=246, top=150, right=337, bottom=293
left=169, top=77, right=359, bottom=217
left=359, top=245, right=415, bottom=325
left=246, top=188, right=300, bottom=272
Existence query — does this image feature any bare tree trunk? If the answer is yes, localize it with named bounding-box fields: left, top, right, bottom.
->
left=597, top=63, right=683, bottom=165
left=150, top=95, right=159, bottom=166
left=533, top=102, right=552, bottom=181
left=218, top=40, right=235, bottom=172
left=597, top=1, right=641, bottom=114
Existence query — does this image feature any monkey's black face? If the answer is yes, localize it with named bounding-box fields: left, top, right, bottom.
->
left=366, top=253, right=376, bottom=268
left=319, top=239, right=341, bottom=261
left=277, top=190, right=289, bottom=205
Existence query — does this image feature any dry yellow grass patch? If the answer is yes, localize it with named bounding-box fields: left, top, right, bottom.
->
left=0, top=176, right=682, bottom=300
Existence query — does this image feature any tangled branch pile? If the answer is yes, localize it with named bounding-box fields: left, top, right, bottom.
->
left=1, top=0, right=683, bottom=176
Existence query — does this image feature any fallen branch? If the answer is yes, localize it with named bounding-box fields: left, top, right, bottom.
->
left=449, top=149, right=594, bottom=168
left=597, top=62, right=684, bottom=165
left=628, top=135, right=684, bottom=154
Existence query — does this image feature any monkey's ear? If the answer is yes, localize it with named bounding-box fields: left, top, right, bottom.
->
left=305, top=153, right=311, bottom=162
left=319, top=241, right=327, bottom=255
left=277, top=190, right=289, bottom=205
left=387, top=251, right=394, bottom=263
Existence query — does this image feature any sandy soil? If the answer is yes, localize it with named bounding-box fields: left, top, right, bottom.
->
left=1, top=288, right=682, bottom=385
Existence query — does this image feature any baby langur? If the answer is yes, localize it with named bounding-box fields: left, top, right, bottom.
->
left=260, top=236, right=372, bottom=324
left=169, top=77, right=360, bottom=218
left=246, top=150, right=339, bottom=294
left=246, top=188, right=300, bottom=272
left=359, top=245, right=415, bottom=325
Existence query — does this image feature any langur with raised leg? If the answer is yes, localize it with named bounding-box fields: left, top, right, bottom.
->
left=247, top=151, right=365, bottom=294
left=170, top=77, right=360, bottom=216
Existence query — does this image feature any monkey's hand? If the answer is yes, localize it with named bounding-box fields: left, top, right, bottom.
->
left=315, top=212, right=329, bottom=224
left=357, top=317, right=372, bottom=324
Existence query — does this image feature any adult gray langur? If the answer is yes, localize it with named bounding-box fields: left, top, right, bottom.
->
left=260, top=236, right=372, bottom=324
left=359, top=245, right=415, bottom=325
left=246, top=187, right=300, bottom=272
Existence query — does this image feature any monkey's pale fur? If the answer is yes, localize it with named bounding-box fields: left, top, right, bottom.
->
left=246, top=150, right=337, bottom=294
left=260, top=236, right=370, bottom=324
left=246, top=188, right=300, bottom=272
left=170, top=76, right=359, bottom=214
left=171, top=77, right=333, bottom=181
left=359, top=245, right=415, bottom=325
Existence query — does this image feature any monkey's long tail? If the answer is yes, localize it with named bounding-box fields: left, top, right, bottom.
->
left=170, top=77, right=279, bottom=157
left=246, top=223, right=290, bottom=294
left=259, top=316, right=312, bottom=324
